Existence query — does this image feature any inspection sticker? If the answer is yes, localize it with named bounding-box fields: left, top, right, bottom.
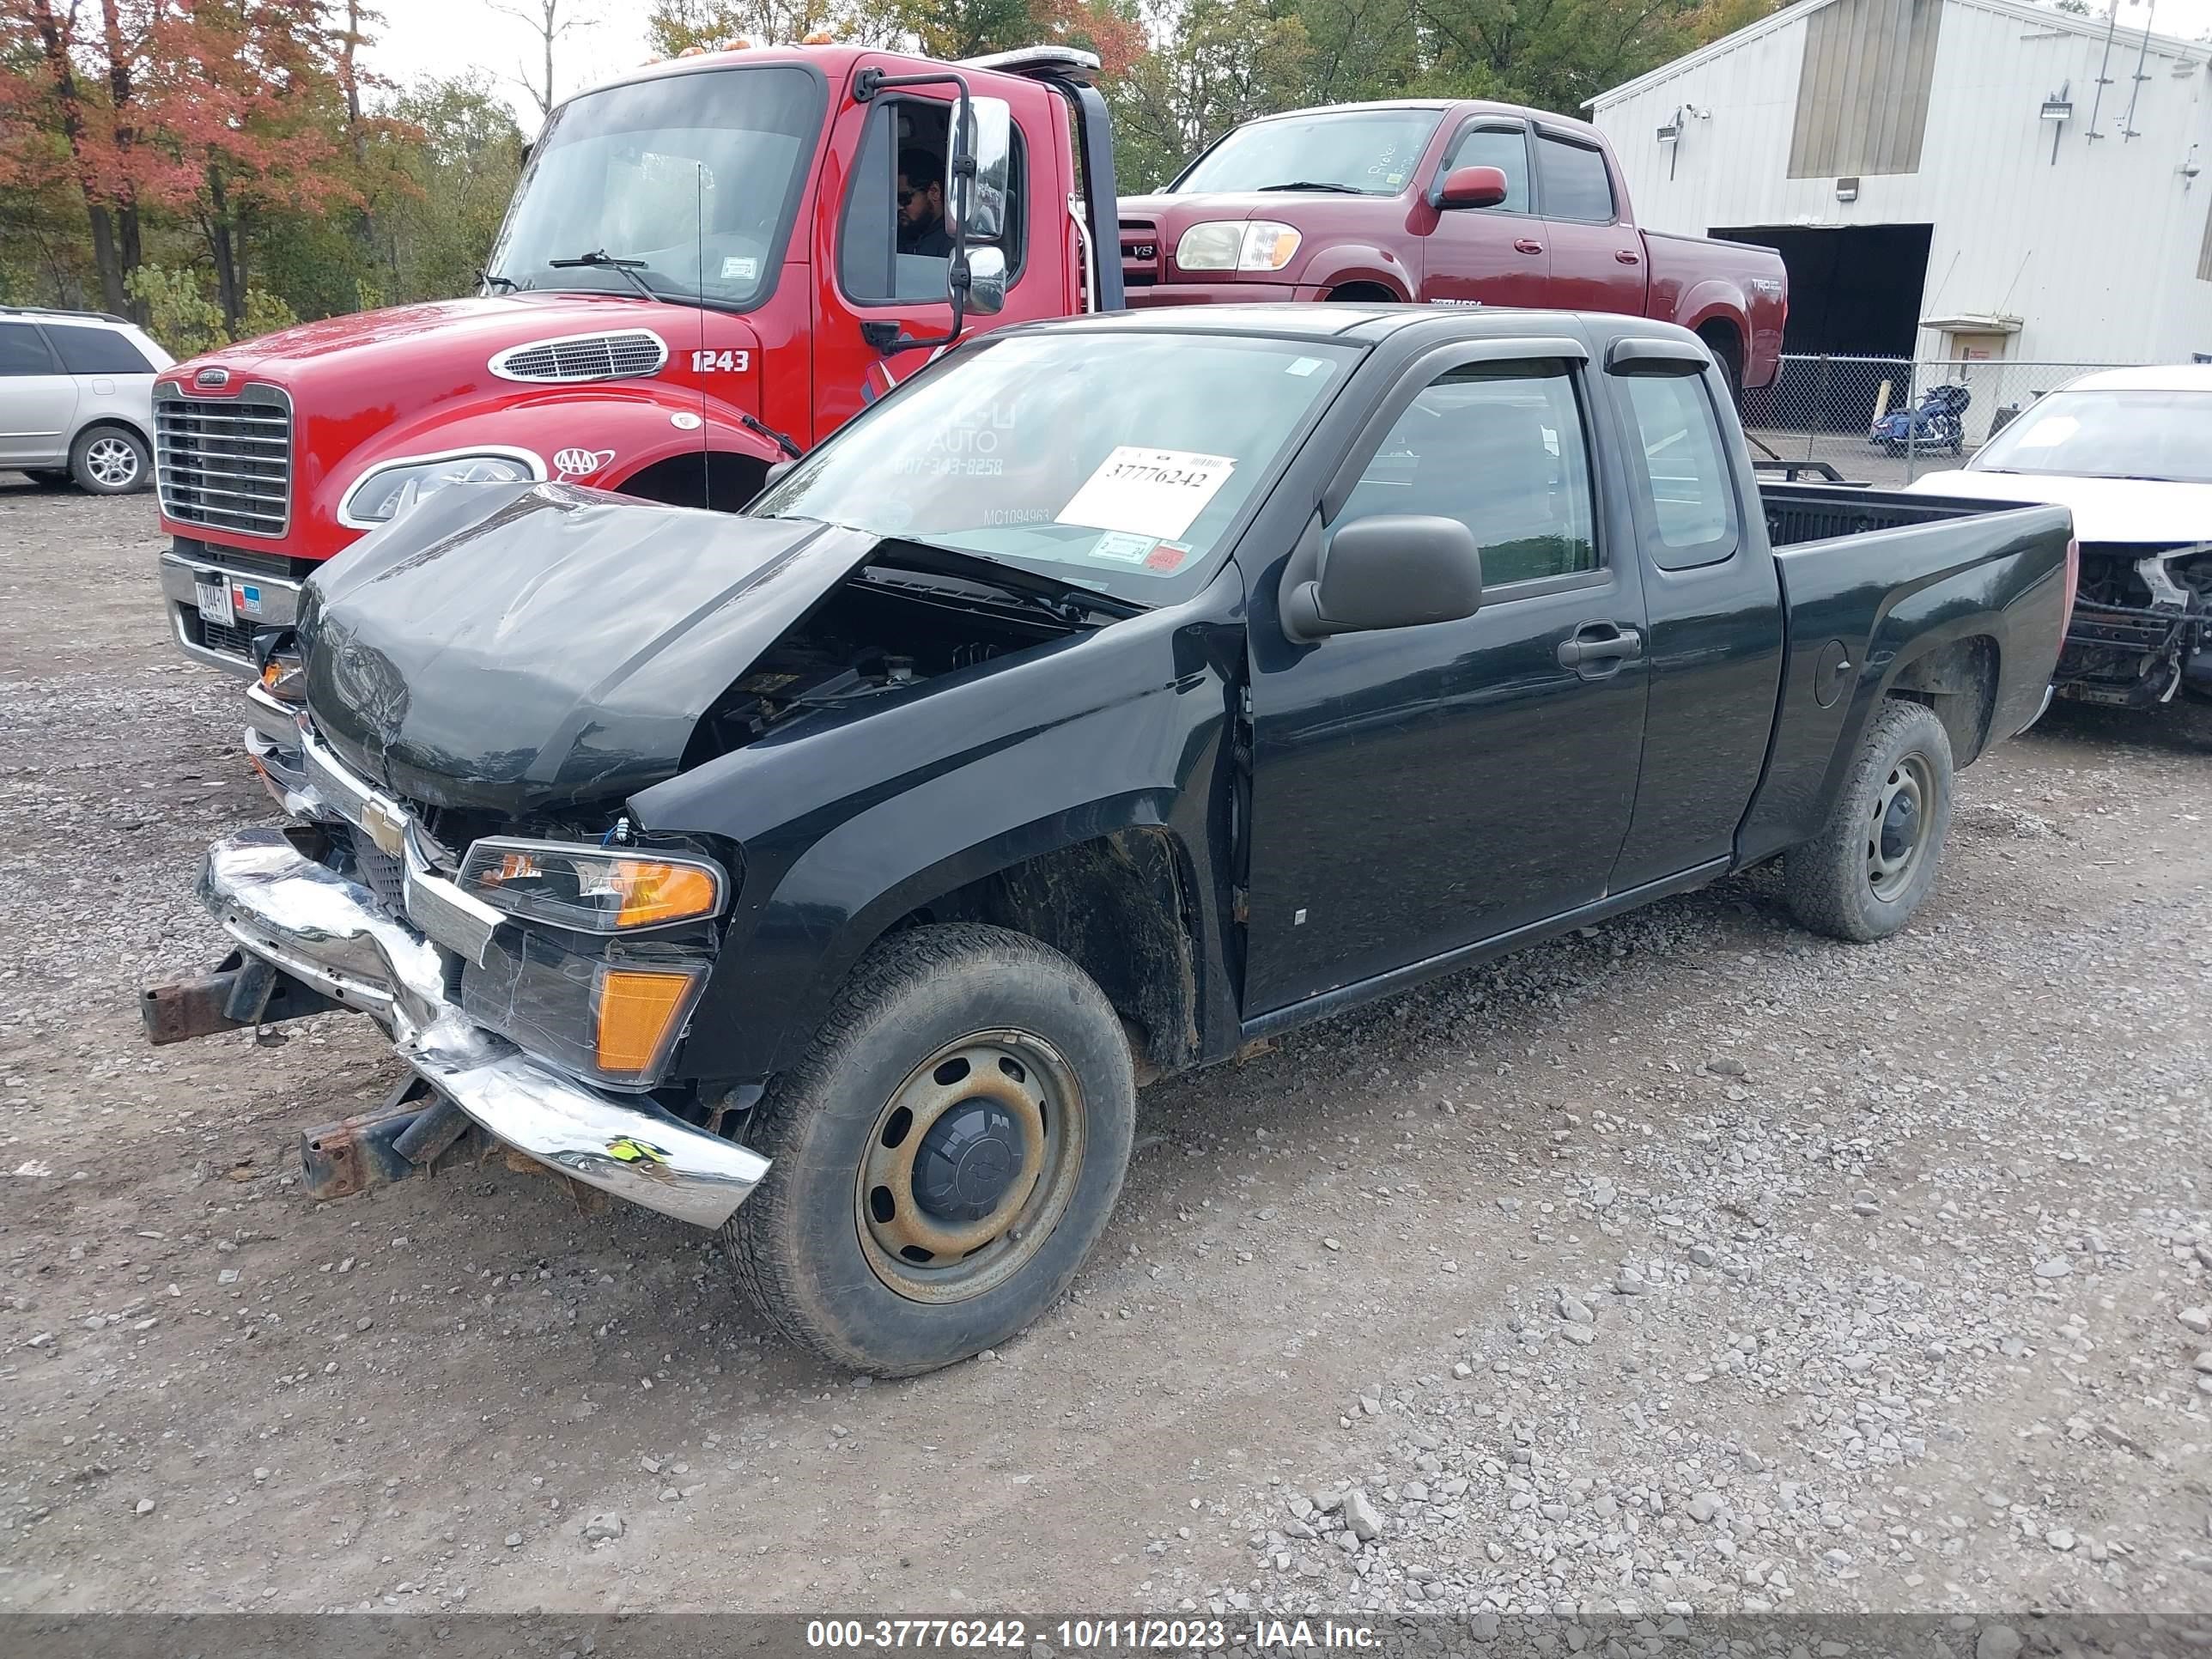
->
left=1090, top=531, right=1157, bottom=562
left=720, top=255, right=758, bottom=281
left=1056, top=447, right=1235, bottom=540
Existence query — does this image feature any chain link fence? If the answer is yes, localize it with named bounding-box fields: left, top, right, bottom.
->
left=1741, top=355, right=2137, bottom=488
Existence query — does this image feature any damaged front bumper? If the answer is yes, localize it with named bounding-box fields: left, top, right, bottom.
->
left=152, top=711, right=769, bottom=1231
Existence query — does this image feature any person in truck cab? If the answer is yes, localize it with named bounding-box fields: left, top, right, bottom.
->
left=897, top=149, right=954, bottom=258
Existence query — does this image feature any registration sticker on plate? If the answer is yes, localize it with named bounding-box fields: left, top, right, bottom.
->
left=195, top=576, right=230, bottom=626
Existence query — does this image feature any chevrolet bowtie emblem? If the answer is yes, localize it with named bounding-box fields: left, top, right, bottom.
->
left=361, top=797, right=408, bottom=857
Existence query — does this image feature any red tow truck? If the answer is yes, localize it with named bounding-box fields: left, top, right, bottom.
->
left=151, top=41, right=1785, bottom=674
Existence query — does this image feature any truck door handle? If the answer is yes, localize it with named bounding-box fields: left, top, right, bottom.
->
left=1614, top=249, right=1642, bottom=264
left=1514, top=238, right=1545, bottom=255
left=1557, top=623, right=1644, bottom=672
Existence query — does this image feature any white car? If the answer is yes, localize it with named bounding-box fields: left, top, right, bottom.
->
left=1907, top=364, right=2212, bottom=708
left=0, top=307, right=173, bottom=495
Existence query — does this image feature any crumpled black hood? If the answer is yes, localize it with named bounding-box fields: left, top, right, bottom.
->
left=297, top=482, right=878, bottom=814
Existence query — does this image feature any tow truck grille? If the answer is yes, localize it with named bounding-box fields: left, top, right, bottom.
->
left=489, top=330, right=668, bottom=383
left=155, top=385, right=292, bottom=538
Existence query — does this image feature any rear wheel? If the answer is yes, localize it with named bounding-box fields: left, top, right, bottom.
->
left=70, top=426, right=151, bottom=495
left=1784, top=699, right=1954, bottom=942
left=722, top=923, right=1136, bottom=1375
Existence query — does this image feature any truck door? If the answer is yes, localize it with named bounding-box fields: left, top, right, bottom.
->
left=1419, top=122, right=1553, bottom=310
left=1243, top=345, right=1650, bottom=1014
left=1600, top=349, right=1784, bottom=890
left=0, top=322, right=78, bottom=468
left=1531, top=129, right=1648, bottom=315
left=817, top=74, right=1060, bottom=437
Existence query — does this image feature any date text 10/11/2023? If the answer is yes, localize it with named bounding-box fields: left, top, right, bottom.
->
left=805, top=1619, right=1382, bottom=1650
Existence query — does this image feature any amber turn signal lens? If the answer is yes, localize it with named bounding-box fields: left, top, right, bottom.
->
left=614, top=861, right=721, bottom=928
left=594, top=968, right=699, bottom=1079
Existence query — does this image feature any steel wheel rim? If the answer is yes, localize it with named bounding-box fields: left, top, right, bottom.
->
left=87, top=437, right=137, bottom=486
left=854, top=1029, right=1086, bottom=1304
left=1866, top=751, right=1933, bottom=902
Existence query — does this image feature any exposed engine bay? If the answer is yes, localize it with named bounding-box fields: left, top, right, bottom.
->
left=684, top=559, right=1092, bottom=765
left=2060, top=541, right=2212, bottom=707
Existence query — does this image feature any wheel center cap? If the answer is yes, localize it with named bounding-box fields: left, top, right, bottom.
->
left=1881, top=793, right=1918, bottom=861
left=913, top=1100, right=1023, bottom=1223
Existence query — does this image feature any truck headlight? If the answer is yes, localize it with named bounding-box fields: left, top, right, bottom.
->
left=458, top=838, right=728, bottom=933
left=341, top=453, right=538, bottom=526
left=1175, top=221, right=1303, bottom=273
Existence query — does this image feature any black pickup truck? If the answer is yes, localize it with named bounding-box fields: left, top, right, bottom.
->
left=144, top=307, right=2073, bottom=1376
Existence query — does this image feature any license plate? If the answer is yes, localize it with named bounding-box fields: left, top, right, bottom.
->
left=195, top=576, right=230, bottom=626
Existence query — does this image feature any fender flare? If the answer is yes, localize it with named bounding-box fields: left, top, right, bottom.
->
left=1296, top=243, right=1413, bottom=301
left=1673, top=281, right=1750, bottom=351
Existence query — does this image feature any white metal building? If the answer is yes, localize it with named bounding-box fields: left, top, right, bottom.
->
left=1588, top=0, right=2212, bottom=367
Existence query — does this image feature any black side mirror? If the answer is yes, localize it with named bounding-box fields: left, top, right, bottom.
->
left=1282, top=514, right=1484, bottom=641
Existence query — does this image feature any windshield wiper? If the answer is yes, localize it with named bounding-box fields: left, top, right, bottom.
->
left=874, top=537, right=1148, bottom=622
left=547, top=249, right=662, bottom=303
left=477, top=269, right=521, bottom=294
left=1256, top=180, right=1369, bottom=195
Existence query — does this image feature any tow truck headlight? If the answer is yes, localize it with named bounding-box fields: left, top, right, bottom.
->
left=457, top=839, right=728, bottom=933
left=1175, top=220, right=1303, bottom=273
left=341, top=453, right=538, bottom=526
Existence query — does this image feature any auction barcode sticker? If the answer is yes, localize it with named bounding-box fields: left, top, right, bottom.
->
left=1055, top=447, right=1235, bottom=541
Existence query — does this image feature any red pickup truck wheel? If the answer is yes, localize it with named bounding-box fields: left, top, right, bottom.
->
left=1784, top=699, right=1955, bottom=942
left=721, top=923, right=1136, bottom=1375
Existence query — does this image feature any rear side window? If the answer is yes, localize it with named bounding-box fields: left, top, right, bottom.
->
left=45, top=323, right=154, bottom=374
left=1617, top=374, right=1740, bottom=569
left=0, top=323, right=58, bottom=377
left=1339, top=362, right=1597, bottom=588
left=1443, top=127, right=1531, bottom=214
left=1535, top=135, right=1616, bottom=223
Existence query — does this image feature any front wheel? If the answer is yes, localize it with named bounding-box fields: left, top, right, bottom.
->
left=70, top=426, right=151, bottom=495
left=1784, top=699, right=1955, bottom=942
left=722, top=923, right=1136, bottom=1375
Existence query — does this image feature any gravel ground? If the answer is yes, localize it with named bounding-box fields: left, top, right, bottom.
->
left=2, top=476, right=2209, bottom=1623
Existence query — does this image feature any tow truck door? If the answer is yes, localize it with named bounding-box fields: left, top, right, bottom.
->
left=813, top=68, right=1070, bottom=438
left=1243, top=343, right=1650, bottom=1014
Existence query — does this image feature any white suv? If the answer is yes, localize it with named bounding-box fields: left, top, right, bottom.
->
left=0, top=307, right=173, bottom=495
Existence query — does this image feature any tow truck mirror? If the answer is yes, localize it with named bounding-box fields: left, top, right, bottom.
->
left=956, top=97, right=1014, bottom=245
left=1437, top=165, right=1510, bottom=210
left=1282, top=515, right=1485, bottom=641
left=963, top=246, right=1008, bottom=317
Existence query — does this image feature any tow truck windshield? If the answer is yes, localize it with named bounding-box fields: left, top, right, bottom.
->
left=483, top=64, right=826, bottom=310
left=750, top=329, right=1362, bottom=604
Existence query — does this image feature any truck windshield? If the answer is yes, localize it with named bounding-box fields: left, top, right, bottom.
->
left=1170, top=108, right=1444, bottom=197
left=750, top=330, right=1362, bottom=603
left=483, top=65, right=824, bottom=309
left=1971, top=387, right=2212, bottom=484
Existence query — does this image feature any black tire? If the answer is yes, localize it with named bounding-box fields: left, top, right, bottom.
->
left=69, top=425, right=151, bottom=495
left=722, top=922, right=1136, bottom=1376
left=1784, top=698, right=1955, bottom=942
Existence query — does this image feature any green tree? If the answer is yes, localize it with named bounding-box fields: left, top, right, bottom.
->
left=369, top=73, right=526, bottom=301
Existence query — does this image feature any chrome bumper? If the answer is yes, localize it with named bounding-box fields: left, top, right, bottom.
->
left=158, top=548, right=303, bottom=676
left=199, top=827, right=767, bottom=1230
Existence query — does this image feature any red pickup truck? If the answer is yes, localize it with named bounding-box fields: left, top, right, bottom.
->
left=150, top=46, right=1784, bottom=677
left=1117, top=100, right=1785, bottom=390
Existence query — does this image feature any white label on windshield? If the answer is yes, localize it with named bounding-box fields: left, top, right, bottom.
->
left=1091, top=531, right=1157, bottom=562
left=2014, top=415, right=2076, bottom=448
left=1056, top=447, right=1236, bottom=540
left=720, top=256, right=758, bottom=281
left=1286, top=357, right=1326, bottom=377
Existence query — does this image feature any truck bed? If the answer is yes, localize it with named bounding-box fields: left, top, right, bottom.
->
left=1736, top=482, right=2074, bottom=868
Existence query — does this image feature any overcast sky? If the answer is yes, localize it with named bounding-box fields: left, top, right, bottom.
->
left=362, top=0, right=2212, bottom=134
